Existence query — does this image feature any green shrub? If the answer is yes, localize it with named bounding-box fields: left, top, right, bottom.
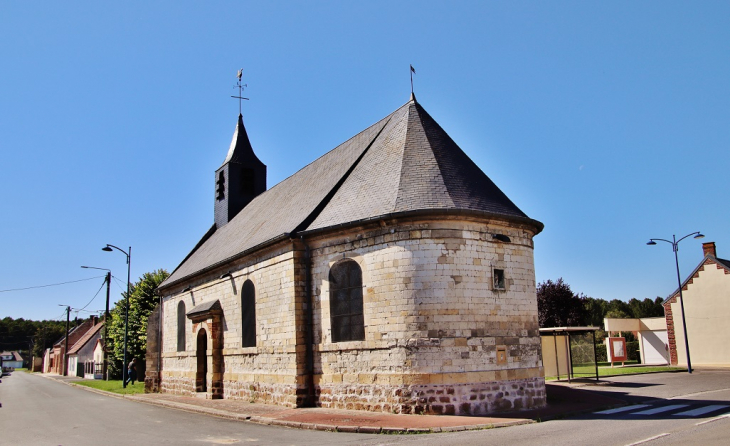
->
left=627, top=341, right=640, bottom=363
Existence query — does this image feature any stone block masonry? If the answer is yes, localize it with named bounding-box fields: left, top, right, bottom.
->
left=308, top=215, right=545, bottom=414
left=157, top=213, right=545, bottom=414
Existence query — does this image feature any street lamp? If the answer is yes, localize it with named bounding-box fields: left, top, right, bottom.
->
left=103, top=244, right=131, bottom=387
left=646, top=231, right=704, bottom=374
left=81, top=266, right=111, bottom=380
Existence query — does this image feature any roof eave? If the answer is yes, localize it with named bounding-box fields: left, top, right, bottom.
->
left=157, top=232, right=292, bottom=293
left=298, top=208, right=544, bottom=238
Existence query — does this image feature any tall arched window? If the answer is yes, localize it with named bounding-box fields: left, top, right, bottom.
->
left=329, top=259, right=364, bottom=342
left=177, top=301, right=186, bottom=352
left=241, top=280, right=256, bottom=347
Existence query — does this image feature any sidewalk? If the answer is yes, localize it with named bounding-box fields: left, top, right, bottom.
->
left=41, top=374, right=626, bottom=434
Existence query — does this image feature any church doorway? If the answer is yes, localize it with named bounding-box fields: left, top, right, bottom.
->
left=196, top=329, right=208, bottom=393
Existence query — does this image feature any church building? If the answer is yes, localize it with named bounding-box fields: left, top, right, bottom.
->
left=151, top=92, right=546, bottom=415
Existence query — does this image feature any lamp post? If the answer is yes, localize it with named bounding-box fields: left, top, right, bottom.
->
left=81, top=266, right=111, bottom=380
left=103, top=244, right=131, bottom=387
left=647, top=231, right=704, bottom=374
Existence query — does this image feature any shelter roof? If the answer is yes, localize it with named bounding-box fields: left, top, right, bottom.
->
left=161, top=97, right=542, bottom=290
left=539, top=327, right=600, bottom=334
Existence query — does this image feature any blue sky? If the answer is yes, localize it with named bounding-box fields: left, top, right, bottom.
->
left=1, top=1, right=728, bottom=321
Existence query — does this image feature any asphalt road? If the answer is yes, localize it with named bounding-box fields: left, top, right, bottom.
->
left=0, top=371, right=376, bottom=445
left=1, top=369, right=729, bottom=445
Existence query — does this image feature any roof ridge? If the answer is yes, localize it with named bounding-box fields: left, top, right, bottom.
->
left=291, top=117, right=393, bottom=235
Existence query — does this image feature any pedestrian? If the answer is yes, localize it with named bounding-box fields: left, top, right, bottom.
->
left=126, top=358, right=137, bottom=385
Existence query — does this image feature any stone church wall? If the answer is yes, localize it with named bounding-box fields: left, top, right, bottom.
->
left=159, top=215, right=545, bottom=414
left=160, top=243, right=304, bottom=406
left=308, top=215, right=545, bottom=414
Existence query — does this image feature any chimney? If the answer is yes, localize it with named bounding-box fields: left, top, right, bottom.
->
left=702, top=242, right=716, bottom=258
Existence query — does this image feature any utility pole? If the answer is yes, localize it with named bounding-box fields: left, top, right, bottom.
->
left=81, top=266, right=112, bottom=380
left=64, top=306, right=70, bottom=376
left=104, top=271, right=111, bottom=380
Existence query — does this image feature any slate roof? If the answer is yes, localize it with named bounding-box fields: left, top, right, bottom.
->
left=718, top=257, right=730, bottom=270
left=187, top=300, right=223, bottom=319
left=160, top=96, right=542, bottom=290
left=223, top=113, right=265, bottom=167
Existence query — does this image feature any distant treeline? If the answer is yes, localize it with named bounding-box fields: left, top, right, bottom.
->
left=537, top=278, right=665, bottom=329
left=0, top=317, right=70, bottom=358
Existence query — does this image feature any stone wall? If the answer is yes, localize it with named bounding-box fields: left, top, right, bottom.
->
left=160, top=243, right=304, bottom=404
left=145, top=305, right=161, bottom=393
left=308, top=215, right=545, bottom=413
left=158, top=214, right=545, bottom=413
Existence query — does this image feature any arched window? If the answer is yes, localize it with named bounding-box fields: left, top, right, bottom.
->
left=329, top=259, right=364, bottom=342
left=241, top=280, right=256, bottom=347
left=177, top=301, right=186, bottom=352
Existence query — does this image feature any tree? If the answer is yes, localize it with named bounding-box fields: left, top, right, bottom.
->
left=627, top=297, right=665, bottom=318
left=107, top=269, right=169, bottom=379
left=0, top=317, right=68, bottom=360
left=536, top=278, right=588, bottom=327
left=583, top=297, right=607, bottom=327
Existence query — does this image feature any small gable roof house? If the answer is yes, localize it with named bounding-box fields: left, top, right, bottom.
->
left=153, top=93, right=546, bottom=415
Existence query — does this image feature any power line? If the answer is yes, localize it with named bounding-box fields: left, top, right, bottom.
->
left=0, top=276, right=105, bottom=293
left=76, top=278, right=107, bottom=312
left=111, top=275, right=127, bottom=293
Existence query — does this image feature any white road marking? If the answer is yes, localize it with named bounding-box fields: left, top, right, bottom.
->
left=695, top=414, right=730, bottom=426
left=624, top=433, right=670, bottom=446
left=673, top=405, right=730, bottom=417
left=669, top=387, right=730, bottom=399
left=596, top=404, right=650, bottom=414
left=633, top=404, right=689, bottom=415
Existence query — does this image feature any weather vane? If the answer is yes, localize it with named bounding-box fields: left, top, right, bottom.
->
left=410, top=64, right=416, bottom=95
left=231, top=68, right=249, bottom=115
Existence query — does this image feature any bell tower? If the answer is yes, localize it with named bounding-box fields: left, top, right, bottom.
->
left=214, top=71, right=266, bottom=228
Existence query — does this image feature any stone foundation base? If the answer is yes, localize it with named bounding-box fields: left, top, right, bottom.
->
left=144, top=371, right=161, bottom=393
left=161, top=373, right=222, bottom=399
left=317, top=377, right=546, bottom=415
left=161, top=373, right=545, bottom=415
left=222, top=380, right=299, bottom=407
left=160, top=374, right=196, bottom=396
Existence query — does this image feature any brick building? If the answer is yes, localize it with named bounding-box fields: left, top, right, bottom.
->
left=151, top=94, right=546, bottom=415
left=47, top=318, right=95, bottom=375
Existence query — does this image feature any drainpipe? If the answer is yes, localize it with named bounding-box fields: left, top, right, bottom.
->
left=301, top=236, right=315, bottom=406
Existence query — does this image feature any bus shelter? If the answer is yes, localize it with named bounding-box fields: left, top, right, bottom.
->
left=540, top=327, right=600, bottom=382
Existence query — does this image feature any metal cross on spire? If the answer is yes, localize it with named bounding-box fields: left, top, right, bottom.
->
left=231, top=68, right=249, bottom=115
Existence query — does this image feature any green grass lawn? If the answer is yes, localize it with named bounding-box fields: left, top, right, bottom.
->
left=74, top=379, right=145, bottom=395
left=547, top=362, right=684, bottom=380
